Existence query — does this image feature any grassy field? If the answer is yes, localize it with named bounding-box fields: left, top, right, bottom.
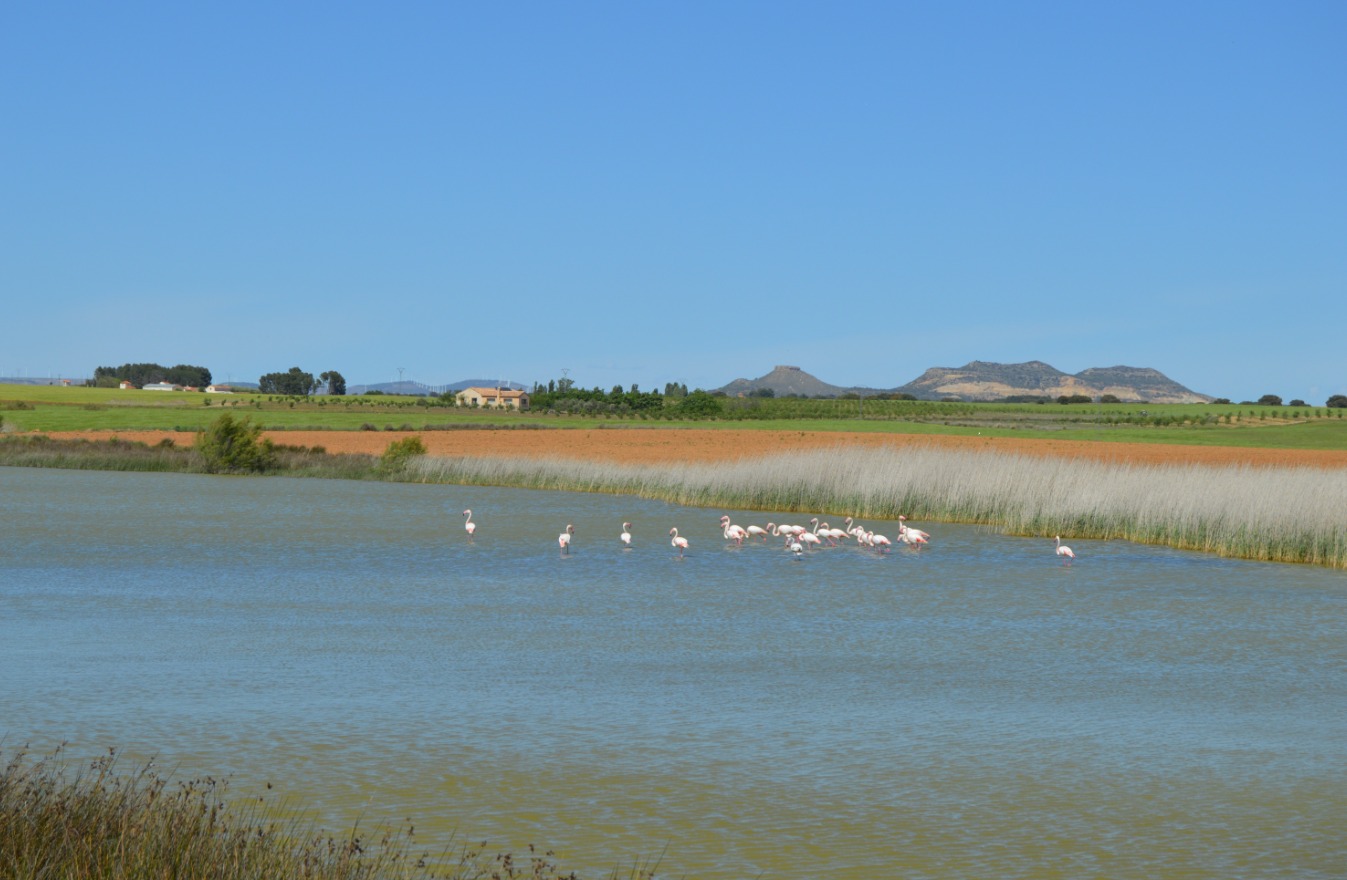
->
left=4, top=384, right=1346, bottom=449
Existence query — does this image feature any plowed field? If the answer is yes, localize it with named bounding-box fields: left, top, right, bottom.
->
left=41, top=428, right=1347, bottom=469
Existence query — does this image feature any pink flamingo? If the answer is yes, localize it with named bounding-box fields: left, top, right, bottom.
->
left=818, top=523, right=849, bottom=545
left=620, top=522, right=632, bottom=547
left=462, top=509, right=476, bottom=541
left=558, top=524, right=574, bottom=555
left=1055, top=535, right=1075, bottom=565
left=898, top=516, right=931, bottom=542
left=745, top=524, right=771, bottom=542
left=669, top=527, right=689, bottom=557
left=720, top=516, right=748, bottom=546
left=869, top=532, right=892, bottom=553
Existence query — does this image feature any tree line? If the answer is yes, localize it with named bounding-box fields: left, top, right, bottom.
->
left=93, top=363, right=212, bottom=388
left=258, top=367, right=346, bottom=396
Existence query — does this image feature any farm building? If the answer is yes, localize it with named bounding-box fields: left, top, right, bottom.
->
left=455, top=387, right=530, bottom=410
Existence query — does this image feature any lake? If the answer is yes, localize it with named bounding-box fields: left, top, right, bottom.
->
left=2, top=466, right=1344, bottom=878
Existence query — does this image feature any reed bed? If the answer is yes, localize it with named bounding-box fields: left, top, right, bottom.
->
left=0, top=746, right=656, bottom=880
left=407, top=445, right=1347, bottom=568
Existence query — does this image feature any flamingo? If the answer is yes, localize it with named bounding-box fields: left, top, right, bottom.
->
left=818, top=523, right=849, bottom=545
left=620, top=522, right=632, bottom=547
left=786, top=534, right=804, bottom=557
left=1055, top=535, right=1075, bottom=565
left=898, top=528, right=928, bottom=550
left=558, top=524, right=574, bottom=555
left=745, top=524, right=771, bottom=542
left=669, top=527, right=689, bottom=557
left=720, top=516, right=748, bottom=546
left=869, top=532, right=892, bottom=553
left=462, top=509, right=476, bottom=541
left=898, top=516, right=931, bottom=542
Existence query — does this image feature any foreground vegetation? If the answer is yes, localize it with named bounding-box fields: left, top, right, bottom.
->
left=0, top=746, right=656, bottom=880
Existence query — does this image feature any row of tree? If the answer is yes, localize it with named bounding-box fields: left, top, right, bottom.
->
left=258, top=367, right=346, bottom=396
left=93, top=363, right=211, bottom=388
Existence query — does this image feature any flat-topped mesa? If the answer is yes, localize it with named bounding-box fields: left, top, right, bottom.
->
left=715, top=361, right=1212, bottom=402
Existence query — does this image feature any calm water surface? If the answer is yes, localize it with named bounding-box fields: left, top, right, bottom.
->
left=2, top=467, right=1344, bottom=878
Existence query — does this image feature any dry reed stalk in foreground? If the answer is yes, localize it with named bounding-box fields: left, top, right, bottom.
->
left=0, top=746, right=656, bottom=880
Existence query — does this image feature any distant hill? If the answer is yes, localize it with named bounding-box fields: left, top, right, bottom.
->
left=347, top=379, right=528, bottom=396
left=718, top=365, right=882, bottom=398
left=716, top=362, right=1211, bottom=403
left=896, top=361, right=1211, bottom=403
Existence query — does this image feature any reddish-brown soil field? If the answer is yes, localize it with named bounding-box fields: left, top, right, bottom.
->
left=41, top=428, right=1347, bottom=469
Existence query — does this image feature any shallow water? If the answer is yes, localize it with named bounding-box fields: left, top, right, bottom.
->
left=3, top=467, right=1344, bottom=878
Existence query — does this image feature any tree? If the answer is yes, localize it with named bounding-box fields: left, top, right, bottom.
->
left=320, top=370, right=347, bottom=396
left=94, top=362, right=211, bottom=388
left=196, top=413, right=276, bottom=473
left=1098, top=394, right=1121, bottom=404
left=1327, top=395, right=1347, bottom=408
left=259, top=367, right=318, bottom=396
left=1257, top=394, right=1283, bottom=406
left=674, top=390, right=723, bottom=418
left=1057, top=394, right=1092, bottom=404
left=1287, top=399, right=1306, bottom=407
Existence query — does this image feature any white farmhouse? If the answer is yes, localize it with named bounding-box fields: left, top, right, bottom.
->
left=455, top=387, right=530, bottom=410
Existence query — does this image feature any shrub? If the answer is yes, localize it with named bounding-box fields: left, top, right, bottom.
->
left=195, top=413, right=277, bottom=474
left=379, top=435, right=427, bottom=474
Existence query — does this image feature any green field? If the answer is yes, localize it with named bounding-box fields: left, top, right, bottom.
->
left=2, top=383, right=1345, bottom=450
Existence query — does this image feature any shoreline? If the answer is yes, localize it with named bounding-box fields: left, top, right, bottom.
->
left=25, top=428, right=1347, bottom=470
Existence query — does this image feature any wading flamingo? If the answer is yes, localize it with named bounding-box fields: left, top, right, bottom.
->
left=1055, top=535, right=1075, bottom=565
left=898, top=516, right=931, bottom=542
left=869, top=532, right=892, bottom=553
left=720, top=516, right=748, bottom=546
left=620, top=522, right=632, bottom=547
left=745, top=524, right=771, bottom=542
left=819, top=523, right=849, bottom=545
left=558, top=524, right=574, bottom=555
left=787, top=534, right=804, bottom=557
left=669, top=527, right=689, bottom=557
left=462, top=509, right=476, bottom=541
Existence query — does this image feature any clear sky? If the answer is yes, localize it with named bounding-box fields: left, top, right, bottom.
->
left=3, top=1, right=1343, bottom=402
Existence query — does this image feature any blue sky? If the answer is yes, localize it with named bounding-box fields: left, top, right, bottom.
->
left=3, top=1, right=1343, bottom=402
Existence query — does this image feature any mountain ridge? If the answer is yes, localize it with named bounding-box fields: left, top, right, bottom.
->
left=715, top=362, right=1212, bottom=403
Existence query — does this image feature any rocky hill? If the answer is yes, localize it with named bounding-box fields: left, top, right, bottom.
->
left=718, top=366, right=879, bottom=398
left=896, top=361, right=1211, bottom=403
left=717, top=362, right=1211, bottom=403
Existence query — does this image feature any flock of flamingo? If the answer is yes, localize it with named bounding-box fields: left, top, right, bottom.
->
left=462, top=508, right=1079, bottom=564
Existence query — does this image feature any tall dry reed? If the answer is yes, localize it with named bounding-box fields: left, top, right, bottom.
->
left=0, top=745, right=655, bottom=880
left=407, top=446, right=1347, bottom=568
